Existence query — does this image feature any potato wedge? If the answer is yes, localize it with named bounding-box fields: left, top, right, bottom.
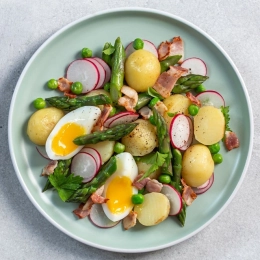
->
left=134, top=192, right=170, bottom=226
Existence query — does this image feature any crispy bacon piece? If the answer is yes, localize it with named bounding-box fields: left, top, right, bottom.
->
left=57, top=77, right=73, bottom=93
left=73, top=198, right=94, bottom=219
left=186, top=92, right=201, bottom=107
left=123, top=211, right=137, bottom=230
left=132, top=174, right=151, bottom=190
left=138, top=106, right=152, bottom=119
left=90, top=185, right=108, bottom=204
left=154, top=101, right=168, bottom=116
left=118, top=86, right=138, bottom=112
left=224, top=131, right=240, bottom=151
left=152, top=66, right=188, bottom=98
left=64, top=92, right=77, bottom=99
left=181, top=179, right=197, bottom=206
left=145, top=179, right=163, bottom=193
left=158, top=36, right=184, bottom=63
left=93, top=104, right=112, bottom=131
left=169, top=37, right=184, bottom=63
left=41, top=160, right=58, bottom=176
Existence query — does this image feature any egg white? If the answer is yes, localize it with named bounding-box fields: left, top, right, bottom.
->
left=45, top=106, right=101, bottom=160
left=102, top=152, right=138, bottom=222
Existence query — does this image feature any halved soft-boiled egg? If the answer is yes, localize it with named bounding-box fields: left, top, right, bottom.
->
left=45, top=106, right=101, bottom=160
left=102, top=152, right=138, bottom=222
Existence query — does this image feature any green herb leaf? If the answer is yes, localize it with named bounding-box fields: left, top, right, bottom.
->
left=49, top=171, right=83, bottom=202
left=102, top=43, right=115, bottom=55
left=221, top=106, right=232, bottom=131
left=138, top=152, right=168, bottom=180
left=147, top=87, right=164, bottom=100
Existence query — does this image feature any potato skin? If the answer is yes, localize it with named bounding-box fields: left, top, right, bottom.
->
left=121, top=119, right=158, bottom=156
left=27, top=107, right=64, bottom=145
left=182, top=144, right=214, bottom=187
left=125, top=50, right=160, bottom=92
left=163, top=94, right=191, bottom=128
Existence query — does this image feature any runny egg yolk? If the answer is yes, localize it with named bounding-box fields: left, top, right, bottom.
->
left=51, top=122, right=86, bottom=156
left=106, top=175, right=133, bottom=214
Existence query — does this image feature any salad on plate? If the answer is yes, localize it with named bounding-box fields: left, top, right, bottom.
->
left=26, top=36, right=240, bottom=230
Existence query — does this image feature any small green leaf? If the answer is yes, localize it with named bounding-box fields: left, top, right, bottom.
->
left=102, top=43, right=115, bottom=55
left=147, top=87, right=164, bottom=100
left=221, top=106, right=232, bottom=131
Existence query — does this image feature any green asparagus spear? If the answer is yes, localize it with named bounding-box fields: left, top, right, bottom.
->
left=134, top=92, right=152, bottom=110
left=67, top=156, right=117, bottom=203
left=73, top=123, right=138, bottom=145
left=172, top=74, right=209, bottom=94
left=42, top=159, right=72, bottom=192
left=171, top=148, right=182, bottom=192
left=102, top=42, right=115, bottom=67
left=110, top=37, right=126, bottom=104
left=45, top=94, right=112, bottom=111
left=152, top=107, right=173, bottom=175
left=177, top=200, right=186, bottom=226
left=160, top=55, right=182, bottom=73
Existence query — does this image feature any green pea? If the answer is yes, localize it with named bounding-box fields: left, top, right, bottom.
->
left=208, top=143, right=220, bottom=154
left=133, top=38, right=144, bottom=50
left=131, top=194, right=144, bottom=204
left=195, top=84, right=206, bottom=93
left=138, top=188, right=145, bottom=194
left=103, top=82, right=110, bottom=92
left=81, top=47, right=92, bottom=58
left=149, top=115, right=156, bottom=125
left=113, top=142, right=125, bottom=154
left=109, top=107, right=116, bottom=117
left=71, top=82, right=83, bottom=95
left=188, top=104, right=199, bottom=116
left=33, top=98, right=46, bottom=110
left=212, top=153, right=223, bottom=164
left=158, top=174, right=171, bottom=184
left=149, top=97, right=160, bottom=108
left=47, top=79, right=58, bottom=90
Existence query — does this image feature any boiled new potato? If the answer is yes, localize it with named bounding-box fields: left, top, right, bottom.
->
left=136, top=161, right=161, bottom=179
left=85, top=140, right=115, bottom=164
left=134, top=192, right=170, bottom=226
left=163, top=94, right=191, bottom=128
left=121, top=119, right=158, bottom=156
left=27, top=107, right=64, bottom=145
left=194, top=106, right=225, bottom=145
left=182, top=144, right=214, bottom=187
left=125, top=49, right=160, bottom=92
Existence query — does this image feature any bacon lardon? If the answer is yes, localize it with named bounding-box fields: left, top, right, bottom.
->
left=224, top=131, right=240, bottom=151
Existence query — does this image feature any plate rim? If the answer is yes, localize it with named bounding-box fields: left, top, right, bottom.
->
left=8, top=7, right=254, bottom=253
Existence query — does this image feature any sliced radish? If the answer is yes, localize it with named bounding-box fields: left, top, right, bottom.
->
left=85, top=58, right=105, bottom=89
left=89, top=204, right=120, bottom=228
left=192, top=174, right=214, bottom=195
left=104, top=111, right=139, bottom=128
left=125, top=39, right=158, bottom=58
left=196, top=90, right=225, bottom=108
left=160, top=184, right=182, bottom=216
left=179, top=116, right=193, bottom=151
left=80, top=147, right=101, bottom=171
left=71, top=152, right=97, bottom=183
left=92, top=57, right=111, bottom=85
left=66, top=59, right=99, bottom=93
left=169, top=114, right=191, bottom=149
left=181, top=57, right=207, bottom=76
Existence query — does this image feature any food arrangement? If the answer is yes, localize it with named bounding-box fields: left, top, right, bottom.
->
left=26, top=36, right=240, bottom=230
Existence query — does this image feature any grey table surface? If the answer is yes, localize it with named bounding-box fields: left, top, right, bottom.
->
left=0, top=0, right=259, bottom=259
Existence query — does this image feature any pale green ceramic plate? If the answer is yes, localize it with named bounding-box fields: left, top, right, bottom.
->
left=8, top=8, right=253, bottom=253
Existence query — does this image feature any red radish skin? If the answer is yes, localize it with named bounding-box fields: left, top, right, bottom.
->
left=80, top=147, right=102, bottom=171
left=181, top=57, right=207, bottom=76
left=179, top=116, right=194, bottom=151
left=160, top=184, right=182, bottom=216
left=89, top=204, right=120, bottom=228
left=71, top=152, right=97, bottom=183
left=125, top=39, right=158, bottom=58
left=93, top=57, right=111, bottom=85
left=196, top=90, right=225, bottom=108
left=85, top=58, right=106, bottom=89
left=169, top=114, right=191, bottom=149
left=192, top=174, right=214, bottom=195
left=104, top=112, right=139, bottom=128
left=66, top=59, right=99, bottom=93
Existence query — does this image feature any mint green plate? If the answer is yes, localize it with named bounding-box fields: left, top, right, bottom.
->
left=8, top=8, right=253, bottom=253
